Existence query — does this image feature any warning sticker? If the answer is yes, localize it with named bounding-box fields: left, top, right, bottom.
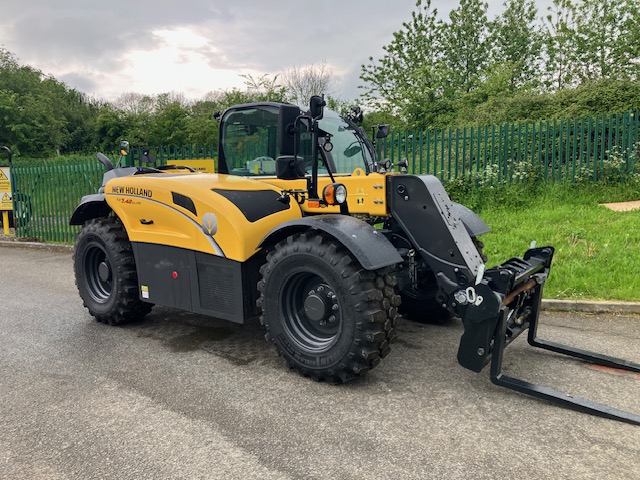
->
left=0, top=167, right=11, bottom=211
left=141, top=285, right=149, bottom=299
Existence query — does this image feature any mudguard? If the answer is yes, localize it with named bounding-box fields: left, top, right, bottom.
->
left=70, top=166, right=140, bottom=225
left=69, top=193, right=111, bottom=225
left=260, top=214, right=403, bottom=271
left=452, top=202, right=490, bottom=237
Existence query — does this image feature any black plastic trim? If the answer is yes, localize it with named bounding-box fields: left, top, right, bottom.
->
left=172, top=192, right=197, bottom=216
left=69, top=193, right=111, bottom=225
left=259, top=215, right=403, bottom=271
left=213, top=189, right=290, bottom=222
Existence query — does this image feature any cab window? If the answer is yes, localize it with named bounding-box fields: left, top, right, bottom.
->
left=221, top=106, right=279, bottom=176
left=317, top=110, right=372, bottom=174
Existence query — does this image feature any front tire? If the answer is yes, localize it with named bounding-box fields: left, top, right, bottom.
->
left=258, top=233, right=400, bottom=383
left=73, top=217, right=152, bottom=325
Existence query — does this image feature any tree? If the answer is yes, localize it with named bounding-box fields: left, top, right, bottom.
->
left=96, top=106, right=130, bottom=152
left=114, top=92, right=154, bottom=115
left=360, top=0, right=444, bottom=127
left=281, top=61, right=335, bottom=107
left=543, top=0, right=640, bottom=90
left=571, top=0, right=640, bottom=82
left=240, top=73, right=287, bottom=103
left=0, top=48, right=106, bottom=156
left=488, top=0, right=544, bottom=91
left=186, top=98, right=220, bottom=146
left=542, top=0, right=579, bottom=91
left=439, top=0, right=490, bottom=98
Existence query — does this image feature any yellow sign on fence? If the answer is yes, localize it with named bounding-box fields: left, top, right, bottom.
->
left=0, top=167, right=11, bottom=211
left=167, top=158, right=216, bottom=173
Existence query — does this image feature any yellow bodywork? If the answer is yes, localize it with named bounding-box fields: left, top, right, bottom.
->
left=262, top=168, right=391, bottom=217
left=105, top=173, right=303, bottom=262
left=105, top=168, right=392, bottom=263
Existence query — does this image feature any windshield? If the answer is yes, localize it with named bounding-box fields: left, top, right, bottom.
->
left=318, top=110, right=372, bottom=174
left=220, top=106, right=372, bottom=177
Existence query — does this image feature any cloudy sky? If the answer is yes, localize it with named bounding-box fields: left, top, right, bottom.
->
left=0, top=0, right=553, bottom=103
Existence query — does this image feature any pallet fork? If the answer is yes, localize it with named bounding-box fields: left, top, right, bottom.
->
left=457, top=246, right=640, bottom=426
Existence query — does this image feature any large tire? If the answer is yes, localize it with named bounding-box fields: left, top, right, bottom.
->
left=73, top=217, right=152, bottom=325
left=257, top=232, right=400, bottom=383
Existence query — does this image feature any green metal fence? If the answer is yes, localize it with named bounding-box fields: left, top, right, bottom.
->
left=377, top=111, right=639, bottom=184
left=10, top=161, right=105, bottom=243
left=6, top=111, right=640, bottom=244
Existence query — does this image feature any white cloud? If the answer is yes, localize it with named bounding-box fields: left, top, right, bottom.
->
left=0, top=0, right=555, bottom=102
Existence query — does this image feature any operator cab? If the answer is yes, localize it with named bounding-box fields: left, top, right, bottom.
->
left=218, top=102, right=375, bottom=178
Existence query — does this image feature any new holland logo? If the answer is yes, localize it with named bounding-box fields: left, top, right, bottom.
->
left=202, top=212, right=218, bottom=236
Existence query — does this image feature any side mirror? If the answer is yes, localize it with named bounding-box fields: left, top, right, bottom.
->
left=119, top=140, right=130, bottom=156
left=141, top=149, right=156, bottom=165
left=309, top=95, right=326, bottom=120
left=344, top=144, right=362, bottom=158
left=276, top=156, right=306, bottom=180
left=376, top=124, right=391, bottom=139
left=278, top=105, right=300, bottom=156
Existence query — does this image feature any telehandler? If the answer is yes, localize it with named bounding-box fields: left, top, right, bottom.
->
left=71, top=96, right=640, bottom=424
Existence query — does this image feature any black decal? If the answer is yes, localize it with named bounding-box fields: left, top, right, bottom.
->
left=172, top=192, right=197, bottom=216
left=213, top=189, right=289, bottom=222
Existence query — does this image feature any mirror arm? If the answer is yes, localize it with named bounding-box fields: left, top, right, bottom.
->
left=309, top=116, right=320, bottom=200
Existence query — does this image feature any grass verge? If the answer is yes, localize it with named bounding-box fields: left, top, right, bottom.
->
left=446, top=181, right=640, bottom=301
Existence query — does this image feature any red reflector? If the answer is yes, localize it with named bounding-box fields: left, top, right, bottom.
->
left=172, top=271, right=178, bottom=279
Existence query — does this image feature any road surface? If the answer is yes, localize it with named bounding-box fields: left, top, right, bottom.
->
left=1, top=245, right=639, bottom=479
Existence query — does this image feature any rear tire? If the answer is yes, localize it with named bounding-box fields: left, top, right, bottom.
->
left=257, top=232, right=400, bottom=383
left=74, top=217, right=152, bottom=325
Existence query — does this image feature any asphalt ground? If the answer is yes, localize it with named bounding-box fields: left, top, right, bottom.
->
left=1, top=245, right=639, bottom=479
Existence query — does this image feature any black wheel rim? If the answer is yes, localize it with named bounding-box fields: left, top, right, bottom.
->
left=83, top=241, right=113, bottom=303
left=280, top=272, right=342, bottom=353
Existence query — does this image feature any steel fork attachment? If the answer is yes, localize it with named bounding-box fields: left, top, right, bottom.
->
left=457, top=247, right=640, bottom=426
left=491, top=305, right=640, bottom=426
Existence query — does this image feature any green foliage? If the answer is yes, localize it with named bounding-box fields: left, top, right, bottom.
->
left=464, top=79, right=640, bottom=125
left=0, top=48, right=105, bottom=157
left=488, top=0, right=543, bottom=91
left=360, top=0, right=640, bottom=129
left=360, top=0, right=443, bottom=126
left=0, top=50, right=296, bottom=158
left=440, top=0, right=489, bottom=97
left=471, top=181, right=640, bottom=300
left=541, top=0, right=640, bottom=90
left=360, top=109, right=407, bottom=137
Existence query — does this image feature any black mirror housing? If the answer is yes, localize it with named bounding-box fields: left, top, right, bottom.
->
left=376, top=124, right=391, bottom=139
left=309, top=95, right=326, bottom=120
left=278, top=105, right=300, bottom=156
left=276, top=156, right=306, bottom=180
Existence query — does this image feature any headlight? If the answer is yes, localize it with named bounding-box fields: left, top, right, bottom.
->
left=322, top=183, right=347, bottom=205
